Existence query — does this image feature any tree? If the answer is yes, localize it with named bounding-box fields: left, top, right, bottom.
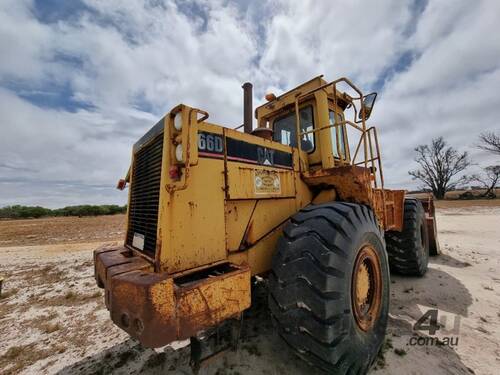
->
left=409, top=137, right=471, bottom=199
left=478, top=131, right=500, bottom=155
left=470, top=165, right=500, bottom=198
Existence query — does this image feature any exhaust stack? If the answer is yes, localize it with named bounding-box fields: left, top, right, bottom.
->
left=242, top=82, right=253, bottom=134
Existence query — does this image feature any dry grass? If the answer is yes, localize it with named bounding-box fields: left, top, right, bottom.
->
left=0, top=343, right=67, bottom=374
left=21, top=311, right=61, bottom=334
left=64, top=290, right=77, bottom=300
left=31, top=310, right=58, bottom=325
left=40, top=322, right=61, bottom=334
left=28, top=265, right=68, bottom=284
left=374, top=337, right=393, bottom=369
left=34, top=289, right=102, bottom=308
left=394, top=348, right=407, bottom=356
left=2, top=345, right=25, bottom=360
left=0, top=287, right=18, bottom=300
left=0, top=343, right=52, bottom=375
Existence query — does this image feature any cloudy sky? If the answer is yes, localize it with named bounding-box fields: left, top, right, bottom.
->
left=1, top=0, right=499, bottom=208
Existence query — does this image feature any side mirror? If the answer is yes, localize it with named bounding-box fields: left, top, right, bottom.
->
left=359, top=92, right=377, bottom=120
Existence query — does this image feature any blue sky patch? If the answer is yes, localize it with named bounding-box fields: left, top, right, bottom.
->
left=33, top=0, right=91, bottom=24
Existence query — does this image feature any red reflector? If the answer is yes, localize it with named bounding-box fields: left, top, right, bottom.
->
left=116, top=179, right=126, bottom=190
left=169, top=166, right=180, bottom=180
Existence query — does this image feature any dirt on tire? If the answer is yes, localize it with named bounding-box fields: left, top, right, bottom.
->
left=269, top=202, right=390, bottom=374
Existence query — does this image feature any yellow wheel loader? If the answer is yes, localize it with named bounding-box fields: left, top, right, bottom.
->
left=94, top=75, right=439, bottom=373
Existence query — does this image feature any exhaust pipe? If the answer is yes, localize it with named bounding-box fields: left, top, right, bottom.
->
left=242, top=82, right=253, bottom=134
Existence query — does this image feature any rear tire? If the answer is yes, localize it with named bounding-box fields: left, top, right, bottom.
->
left=385, top=199, right=429, bottom=276
left=269, top=202, right=390, bottom=374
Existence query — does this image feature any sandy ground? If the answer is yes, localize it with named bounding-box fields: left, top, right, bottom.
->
left=0, top=203, right=499, bottom=374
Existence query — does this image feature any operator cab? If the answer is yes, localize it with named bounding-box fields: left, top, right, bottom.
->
left=255, top=75, right=377, bottom=173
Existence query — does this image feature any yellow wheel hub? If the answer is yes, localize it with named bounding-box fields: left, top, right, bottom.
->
left=355, top=262, right=371, bottom=307
left=351, top=245, right=383, bottom=331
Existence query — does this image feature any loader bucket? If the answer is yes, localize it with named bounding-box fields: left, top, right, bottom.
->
left=414, top=194, right=440, bottom=256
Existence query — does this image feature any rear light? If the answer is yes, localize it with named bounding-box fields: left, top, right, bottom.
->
left=175, top=144, right=183, bottom=162
left=173, top=112, right=182, bottom=131
left=116, top=179, right=127, bottom=190
left=169, top=165, right=181, bottom=180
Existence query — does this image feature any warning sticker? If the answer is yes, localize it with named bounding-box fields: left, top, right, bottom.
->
left=255, top=170, right=281, bottom=194
left=132, top=233, right=145, bottom=250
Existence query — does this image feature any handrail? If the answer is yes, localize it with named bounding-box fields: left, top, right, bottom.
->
left=293, top=78, right=384, bottom=190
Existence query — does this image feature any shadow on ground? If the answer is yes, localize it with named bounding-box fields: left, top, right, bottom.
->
left=57, top=253, right=475, bottom=375
left=56, top=282, right=313, bottom=375
left=431, top=254, right=473, bottom=269
left=390, top=262, right=473, bottom=318
left=383, top=253, right=475, bottom=374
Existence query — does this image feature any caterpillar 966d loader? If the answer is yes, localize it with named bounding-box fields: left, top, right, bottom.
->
left=94, top=75, right=439, bottom=373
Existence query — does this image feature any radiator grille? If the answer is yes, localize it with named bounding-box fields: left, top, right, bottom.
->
left=126, top=133, right=164, bottom=257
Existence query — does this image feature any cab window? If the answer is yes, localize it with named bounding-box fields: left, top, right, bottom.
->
left=273, top=106, right=315, bottom=152
left=329, top=111, right=347, bottom=159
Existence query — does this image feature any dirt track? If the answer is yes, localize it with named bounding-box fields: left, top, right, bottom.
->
left=1, top=203, right=499, bottom=374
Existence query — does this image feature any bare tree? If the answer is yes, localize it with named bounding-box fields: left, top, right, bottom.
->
left=470, top=165, right=500, bottom=198
left=409, top=137, right=471, bottom=199
left=478, top=131, right=500, bottom=155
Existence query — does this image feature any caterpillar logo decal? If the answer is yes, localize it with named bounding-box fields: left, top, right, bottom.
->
left=197, top=131, right=293, bottom=169
left=225, top=137, right=292, bottom=169
left=257, top=148, right=275, bottom=166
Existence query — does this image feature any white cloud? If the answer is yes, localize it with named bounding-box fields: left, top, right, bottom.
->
left=0, top=0, right=53, bottom=80
left=374, top=0, right=500, bottom=187
left=0, top=0, right=258, bottom=207
left=0, top=0, right=499, bottom=206
left=256, top=0, right=413, bottom=90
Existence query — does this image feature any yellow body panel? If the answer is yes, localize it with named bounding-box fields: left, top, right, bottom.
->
left=243, top=199, right=297, bottom=245
left=158, top=157, right=227, bottom=273
left=151, top=113, right=315, bottom=274
left=314, top=90, right=336, bottom=169
left=228, top=225, right=284, bottom=275
left=224, top=200, right=255, bottom=251
left=226, top=165, right=295, bottom=199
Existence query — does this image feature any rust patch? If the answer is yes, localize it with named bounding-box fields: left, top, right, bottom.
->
left=302, top=165, right=372, bottom=205
left=94, top=245, right=251, bottom=348
left=302, top=165, right=405, bottom=230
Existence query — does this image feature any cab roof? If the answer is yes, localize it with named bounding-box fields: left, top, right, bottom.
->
left=255, top=75, right=348, bottom=126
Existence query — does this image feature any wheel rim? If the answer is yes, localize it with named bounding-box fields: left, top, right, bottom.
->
left=352, top=245, right=383, bottom=332
left=420, top=223, right=425, bottom=248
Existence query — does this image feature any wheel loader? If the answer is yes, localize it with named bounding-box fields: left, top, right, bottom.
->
left=94, top=75, right=440, bottom=373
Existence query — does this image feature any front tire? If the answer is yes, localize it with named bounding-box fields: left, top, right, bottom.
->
left=385, top=198, right=429, bottom=276
left=269, top=202, right=390, bottom=374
